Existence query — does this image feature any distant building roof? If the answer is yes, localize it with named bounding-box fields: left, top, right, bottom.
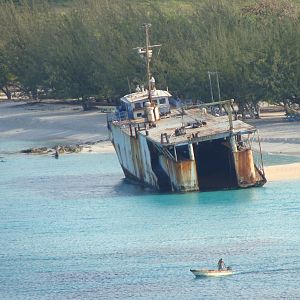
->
left=121, top=89, right=172, bottom=104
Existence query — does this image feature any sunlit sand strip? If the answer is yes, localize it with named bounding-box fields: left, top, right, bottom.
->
left=81, top=142, right=114, bottom=153
left=265, top=163, right=300, bottom=182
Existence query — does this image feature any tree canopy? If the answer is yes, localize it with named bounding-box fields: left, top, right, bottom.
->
left=0, top=0, right=300, bottom=108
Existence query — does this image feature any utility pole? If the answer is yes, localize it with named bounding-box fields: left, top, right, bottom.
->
left=208, top=71, right=214, bottom=102
left=216, top=71, right=221, bottom=101
left=208, top=71, right=221, bottom=102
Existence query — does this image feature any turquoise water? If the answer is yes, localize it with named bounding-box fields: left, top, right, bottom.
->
left=0, top=152, right=300, bottom=299
left=262, top=152, right=300, bottom=166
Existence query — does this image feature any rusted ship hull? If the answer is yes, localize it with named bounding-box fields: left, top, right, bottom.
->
left=108, top=24, right=266, bottom=193
left=109, top=120, right=266, bottom=193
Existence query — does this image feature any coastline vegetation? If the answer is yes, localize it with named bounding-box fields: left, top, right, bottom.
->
left=0, top=0, right=300, bottom=113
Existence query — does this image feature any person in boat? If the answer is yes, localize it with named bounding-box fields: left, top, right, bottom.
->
left=218, top=258, right=225, bottom=271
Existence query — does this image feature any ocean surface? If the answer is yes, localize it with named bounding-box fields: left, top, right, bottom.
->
left=0, top=150, right=300, bottom=299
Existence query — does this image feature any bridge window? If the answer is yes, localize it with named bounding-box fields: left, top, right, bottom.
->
left=135, top=102, right=142, bottom=109
left=159, top=98, right=166, bottom=104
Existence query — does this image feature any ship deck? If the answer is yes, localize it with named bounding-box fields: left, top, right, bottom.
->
left=116, top=108, right=256, bottom=146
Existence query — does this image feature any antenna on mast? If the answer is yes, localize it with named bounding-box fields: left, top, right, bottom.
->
left=133, top=23, right=161, bottom=105
left=144, top=23, right=152, bottom=104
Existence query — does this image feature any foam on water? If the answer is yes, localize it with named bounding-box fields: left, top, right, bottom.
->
left=0, top=152, right=299, bottom=299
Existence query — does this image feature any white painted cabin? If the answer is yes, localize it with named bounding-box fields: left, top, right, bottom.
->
left=120, top=89, right=171, bottom=119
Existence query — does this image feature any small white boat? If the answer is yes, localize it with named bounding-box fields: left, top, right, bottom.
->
left=190, top=267, right=233, bottom=277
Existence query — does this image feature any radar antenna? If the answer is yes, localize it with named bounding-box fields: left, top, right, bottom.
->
left=133, top=23, right=161, bottom=105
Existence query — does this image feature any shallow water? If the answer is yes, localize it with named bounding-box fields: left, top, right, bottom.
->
left=262, top=152, right=300, bottom=166
left=0, top=152, right=299, bottom=299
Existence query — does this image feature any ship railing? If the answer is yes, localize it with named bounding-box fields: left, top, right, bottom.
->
left=251, top=130, right=265, bottom=177
left=183, top=104, right=226, bottom=116
left=179, top=99, right=204, bottom=109
left=107, top=111, right=130, bottom=131
left=180, top=99, right=236, bottom=117
left=107, top=111, right=130, bottom=123
left=107, top=112, right=152, bottom=137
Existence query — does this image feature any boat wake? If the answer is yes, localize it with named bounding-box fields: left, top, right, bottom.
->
left=233, top=266, right=300, bottom=276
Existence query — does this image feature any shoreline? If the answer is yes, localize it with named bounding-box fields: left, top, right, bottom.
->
left=1, top=100, right=300, bottom=182
left=2, top=142, right=299, bottom=183
left=0, top=140, right=114, bottom=156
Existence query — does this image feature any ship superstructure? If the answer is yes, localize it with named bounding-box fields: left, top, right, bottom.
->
left=107, top=24, right=266, bottom=192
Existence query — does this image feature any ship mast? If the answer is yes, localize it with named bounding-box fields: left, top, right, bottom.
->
left=133, top=24, right=161, bottom=108
left=144, top=23, right=152, bottom=104
left=133, top=23, right=161, bottom=105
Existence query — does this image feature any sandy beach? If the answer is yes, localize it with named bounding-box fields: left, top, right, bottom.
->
left=249, top=111, right=300, bottom=157
left=246, top=111, right=300, bottom=182
left=264, top=163, right=300, bottom=182
left=1, top=101, right=299, bottom=181
left=0, top=100, right=111, bottom=154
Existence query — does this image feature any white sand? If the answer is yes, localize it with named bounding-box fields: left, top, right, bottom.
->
left=248, top=111, right=300, bottom=156
left=81, top=141, right=114, bottom=153
left=243, top=112, right=300, bottom=181
left=1, top=101, right=299, bottom=180
left=265, top=163, right=300, bottom=182
left=0, top=101, right=113, bottom=153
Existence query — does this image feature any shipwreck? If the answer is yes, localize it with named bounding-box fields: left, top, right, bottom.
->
left=107, top=24, right=267, bottom=192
